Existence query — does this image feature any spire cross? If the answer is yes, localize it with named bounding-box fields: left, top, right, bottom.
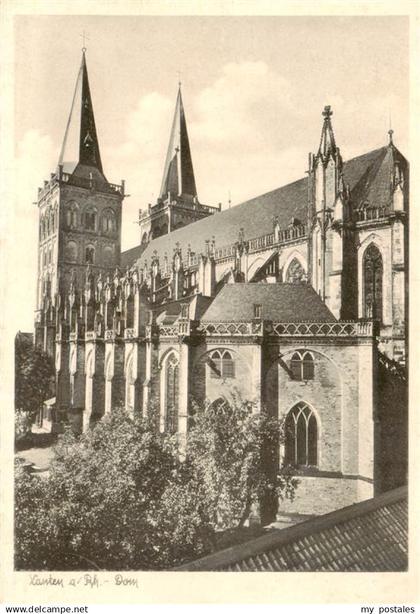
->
left=322, top=105, right=333, bottom=120
left=388, top=129, right=394, bottom=144
left=80, top=30, right=90, bottom=52
left=177, top=70, right=182, bottom=87
left=322, top=105, right=332, bottom=121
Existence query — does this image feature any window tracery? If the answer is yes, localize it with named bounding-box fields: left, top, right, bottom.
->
left=284, top=402, right=318, bottom=467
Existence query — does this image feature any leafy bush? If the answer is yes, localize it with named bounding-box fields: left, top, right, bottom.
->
left=15, top=334, right=54, bottom=418
left=15, top=401, right=297, bottom=570
left=15, top=410, right=33, bottom=442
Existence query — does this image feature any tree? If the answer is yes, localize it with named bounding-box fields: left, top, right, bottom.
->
left=15, top=401, right=298, bottom=570
left=158, top=395, right=297, bottom=542
left=15, top=409, right=178, bottom=570
left=15, top=332, right=55, bottom=417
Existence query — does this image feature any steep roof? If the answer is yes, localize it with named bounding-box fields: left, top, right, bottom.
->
left=350, top=143, right=407, bottom=209
left=201, top=283, right=335, bottom=322
left=122, top=144, right=405, bottom=270
left=176, top=486, right=408, bottom=571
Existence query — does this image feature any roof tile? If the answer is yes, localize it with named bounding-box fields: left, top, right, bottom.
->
left=175, top=486, right=408, bottom=572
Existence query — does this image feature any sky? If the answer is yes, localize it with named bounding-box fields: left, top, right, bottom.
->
left=11, top=14, right=409, bottom=331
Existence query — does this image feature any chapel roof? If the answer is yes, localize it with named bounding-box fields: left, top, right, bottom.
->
left=200, top=283, right=336, bottom=322
left=176, top=485, right=408, bottom=571
left=122, top=143, right=406, bottom=270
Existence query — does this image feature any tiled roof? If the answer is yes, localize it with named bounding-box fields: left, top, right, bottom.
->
left=176, top=486, right=408, bottom=571
left=121, top=243, right=147, bottom=268
left=153, top=294, right=214, bottom=323
left=121, top=145, right=405, bottom=270
left=201, top=283, right=335, bottom=322
left=349, top=144, right=407, bottom=209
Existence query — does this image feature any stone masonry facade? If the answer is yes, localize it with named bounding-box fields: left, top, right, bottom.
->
left=32, top=52, right=408, bottom=519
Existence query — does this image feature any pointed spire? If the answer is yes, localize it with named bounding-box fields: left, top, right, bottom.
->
left=159, top=85, right=197, bottom=200
left=58, top=50, right=104, bottom=174
left=318, top=105, right=337, bottom=158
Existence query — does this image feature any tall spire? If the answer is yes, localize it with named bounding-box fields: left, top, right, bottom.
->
left=58, top=50, right=104, bottom=174
left=318, top=105, right=337, bottom=158
left=159, top=85, right=197, bottom=200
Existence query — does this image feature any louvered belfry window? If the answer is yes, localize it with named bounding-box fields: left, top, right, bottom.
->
left=364, top=244, right=383, bottom=322
left=284, top=402, right=318, bottom=467
left=166, top=353, right=179, bottom=434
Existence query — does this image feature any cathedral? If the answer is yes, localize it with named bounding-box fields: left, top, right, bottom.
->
left=34, top=50, right=408, bottom=518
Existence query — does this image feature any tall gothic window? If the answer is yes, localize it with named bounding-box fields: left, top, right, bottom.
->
left=85, top=245, right=95, bottom=264
left=103, top=246, right=114, bottom=266
left=102, top=209, right=116, bottom=234
left=363, top=244, right=383, bottom=321
left=285, top=258, right=306, bottom=283
left=125, top=295, right=134, bottom=328
left=85, top=208, right=97, bottom=231
left=165, top=353, right=179, bottom=433
left=290, top=351, right=314, bottom=381
left=66, top=203, right=79, bottom=229
left=209, top=350, right=235, bottom=379
left=65, top=241, right=77, bottom=262
left=284, top=402, right=318, bottom=467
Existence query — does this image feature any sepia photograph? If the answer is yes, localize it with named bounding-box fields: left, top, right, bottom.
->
left=2, top=2, right=416, bottom=603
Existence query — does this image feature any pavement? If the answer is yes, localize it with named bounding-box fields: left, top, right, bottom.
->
left=15, top=427, right=56, bottom=474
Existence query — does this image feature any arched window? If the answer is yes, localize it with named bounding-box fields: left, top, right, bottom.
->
left=284, top=402, right=318, bottom=467
left=102, top=209, right=116, bottom=234
left=209, top=350, right=235, bottom=379
left=285, top=258, right=306, bottom=283
left=85, top=245, right=95, bottom=264
left=103, top=246, right=114, bottom=267
left=141, top=232, right=148, bottom=245
left=84, top=207, right=97, bottom=231
left=66, top=202, right=79, bottom=229
left=165, top=353, right=179, bottom=434
left=45, top=210, right=51, bottom=236
left=52, top=205, right=58, bottom=231
left=125, top=295, right=134, bottom=328
left=290, top=351, right=314, bottom=381
left=65, top=241, right=77, bottom=262
left=364, top=244, right=383, bottom=321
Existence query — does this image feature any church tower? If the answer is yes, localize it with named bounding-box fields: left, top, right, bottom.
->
left=35, top=50, right=125, bottom=351
left=138, top=84, right=220, bottom=244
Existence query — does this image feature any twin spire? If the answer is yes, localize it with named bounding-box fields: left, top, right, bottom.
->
left=59, top=52, right=198, bottom=201
left=159, top=84, right=197, bottom=200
